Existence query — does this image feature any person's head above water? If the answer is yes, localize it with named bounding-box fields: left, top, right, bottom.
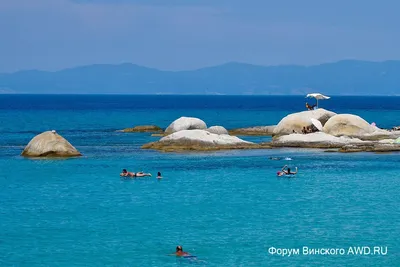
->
left=287, top=168, right=291, bottom=173
left=158, top=172, right=161, bottom=176
left=176, top=246, right=183, bottom=252
left=122, top=169, right=127, bottom=173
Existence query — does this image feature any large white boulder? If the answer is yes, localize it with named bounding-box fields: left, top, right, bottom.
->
left=273, top=109, right=336, bottom=136
left=165, top=117, right=207, bottom=134
left=323, top=114, right=392, bottom=139
left=141, top=129, right=263, bottom=151
left=206, top=126, right=229, bottom=135
left=21, top=130, right=81, bottom=157
left=160, top=129, right=251, bottom=145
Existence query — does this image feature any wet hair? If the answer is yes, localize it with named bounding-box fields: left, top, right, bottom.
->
left=158, top=172, right=161, bottom=176
left=287, top=168, right=291, bottom=173
left=176, top=246, right=183, bottom=252
left=122, top=169, right=127, bottom=173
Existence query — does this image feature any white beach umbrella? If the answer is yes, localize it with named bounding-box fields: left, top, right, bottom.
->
left=310, top=118, right=323, bottom=131
left=306, top=93, right=330, bottom=108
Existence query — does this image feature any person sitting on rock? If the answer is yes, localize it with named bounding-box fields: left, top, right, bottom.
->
left=306, top=102, right=316, bottom=110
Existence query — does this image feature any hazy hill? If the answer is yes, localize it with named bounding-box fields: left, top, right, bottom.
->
left=1, top=60, right=400, bottom=95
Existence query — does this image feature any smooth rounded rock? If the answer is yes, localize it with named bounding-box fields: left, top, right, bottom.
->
left=142, top=129, right=270, bottom=151
left=273, top=109, right=336, bottom=136
left=206, top=126, right=229, bottom=135
left=323, top=114, right=392, bottom=139
left=165, top=117, right=207, bottom=134
left=21, top=131, right=81, bottom=158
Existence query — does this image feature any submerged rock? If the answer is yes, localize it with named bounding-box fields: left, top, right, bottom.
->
left=165, top=117, right=207, bottom=134
left=323, top=114, right=393, bottom=140
left=206, top=126, right=229, bottom=135
left=142, top=129, right=270, bottom=151
left=21, top=131, right=81, bottom=158
left=151, top=133, right=165, bottom=137
left=273, top=109, right=336, bottom=136
left=229, top=126, right=276, bottom=136
left=121, top=125, right=163, bottom=133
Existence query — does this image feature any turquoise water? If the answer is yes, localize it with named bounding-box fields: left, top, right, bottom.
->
left=0, top=95, right=399, bottom=266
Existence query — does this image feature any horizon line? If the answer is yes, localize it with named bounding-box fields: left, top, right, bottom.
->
left=1, top=93, right=400, bottom=97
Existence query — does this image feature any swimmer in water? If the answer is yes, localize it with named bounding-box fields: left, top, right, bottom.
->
left=120, top=169, right=135, bottom=177
left=168, top=246, right=207, bottom=263
left=120, top=169, right=152, bottom=178
left=156, top=172, right=162, bottom=179
left=278, top=165, right=298, bottom=176
left=175, top=246, right=190, bottom=257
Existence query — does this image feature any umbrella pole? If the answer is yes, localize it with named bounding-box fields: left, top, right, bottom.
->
left=316, top=99, right=319, bottom=109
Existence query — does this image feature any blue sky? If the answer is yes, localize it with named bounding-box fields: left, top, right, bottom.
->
left=1, top=0, right=400, bottom=72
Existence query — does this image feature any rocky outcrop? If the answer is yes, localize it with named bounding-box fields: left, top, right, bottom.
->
left=272, top=132, right=365, bottom=148
left=206, top=126, right=229, bottom=135
left=273, top=109, right=336, bottom=136
left=271, top=132, right=400, bottom=153
left=142, top=129, right=270, bottom=151
left=229, top=126, right=276, bottom=136
left=339, top=143, right=400, bottom=153
left=21, top=131, right=81, bottom=158
left=121, top=125, right=163, bottom=133
left=323, top=114, right=393, bottom=140
left=165, top=117, right=207, bottom=134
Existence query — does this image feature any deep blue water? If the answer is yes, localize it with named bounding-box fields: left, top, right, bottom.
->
left=0, top=95, right=399, bottom=266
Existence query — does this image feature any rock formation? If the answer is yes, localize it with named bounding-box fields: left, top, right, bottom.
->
left=165, top=117, right=207, bottom=134
left=21, top=131, right=81, bottom=158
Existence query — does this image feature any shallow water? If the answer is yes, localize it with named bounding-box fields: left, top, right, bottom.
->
left=0, top=95, right=399, bottom=266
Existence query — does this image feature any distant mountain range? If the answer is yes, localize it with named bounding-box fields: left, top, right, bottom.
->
left=1, top=60, right=400, bottom=95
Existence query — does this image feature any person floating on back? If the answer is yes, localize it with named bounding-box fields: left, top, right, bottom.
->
left=120, top=169, right=152, bottom=178
left=277, top=165, right=298, bottom=176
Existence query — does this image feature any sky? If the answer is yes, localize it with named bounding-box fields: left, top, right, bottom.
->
left=1, top=0, right=400, bottom=72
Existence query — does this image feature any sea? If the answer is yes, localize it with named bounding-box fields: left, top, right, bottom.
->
left=0, top=95, right=399, bottom=266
